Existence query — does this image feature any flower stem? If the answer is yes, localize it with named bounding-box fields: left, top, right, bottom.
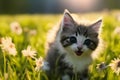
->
left=3, top=53, right=6, bottom=80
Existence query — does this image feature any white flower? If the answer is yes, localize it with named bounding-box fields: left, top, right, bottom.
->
left=109, top=58, right=120, bottom=76
left=35, top=57, right=44, bottom=71
left=10, top=21, right=22, bottom=35
left=0, top=37, right=17, bottom=56
left=114, top=27, right=120, bottom=35
left=116, top=14, right=120, bottom=21
left=22, top=45, right=36, bottom=58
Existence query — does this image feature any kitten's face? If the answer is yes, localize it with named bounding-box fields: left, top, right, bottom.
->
left=60, top=10, right=102, bottom=56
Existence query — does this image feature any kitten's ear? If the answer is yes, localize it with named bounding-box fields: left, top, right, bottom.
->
left=61, top=9, right=75, bottom=29
left=91, top=19, right=102, bottom=33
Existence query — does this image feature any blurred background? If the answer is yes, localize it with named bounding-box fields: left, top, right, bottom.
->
left=0, top=0, right=120, bottom=14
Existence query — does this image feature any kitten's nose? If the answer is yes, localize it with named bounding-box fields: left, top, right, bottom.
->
left=77, top=46, right=82, bottom=50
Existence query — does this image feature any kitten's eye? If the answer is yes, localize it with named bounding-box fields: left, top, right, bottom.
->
left=84, top=39, right=92, bottom=46
left=60, top=36, right=77, bottom=47
left=84, top=39, right=96, bottom=50
left=69, top=36, right=77, bottom=43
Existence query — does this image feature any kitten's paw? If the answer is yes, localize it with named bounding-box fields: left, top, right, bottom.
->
left=62, top=74, right=70, bottom=80
left=42, top=61, right=50, bottom=71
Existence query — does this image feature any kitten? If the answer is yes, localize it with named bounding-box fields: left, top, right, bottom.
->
left=42, top=10, right=102, bottom=80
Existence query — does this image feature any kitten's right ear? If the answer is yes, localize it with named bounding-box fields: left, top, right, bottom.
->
left=90, top=19, right=102, bottom=33
left=61, top=9, right=75, bottom=29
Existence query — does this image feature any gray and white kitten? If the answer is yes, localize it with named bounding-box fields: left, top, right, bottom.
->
left=42, top=10, right=102, bottom=80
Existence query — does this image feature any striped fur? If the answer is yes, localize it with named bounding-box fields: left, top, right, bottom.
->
left=43, top=10, right=102, bottom=80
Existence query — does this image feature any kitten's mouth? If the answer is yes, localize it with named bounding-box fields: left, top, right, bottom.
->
left=75, top=50, right=83, bottom=56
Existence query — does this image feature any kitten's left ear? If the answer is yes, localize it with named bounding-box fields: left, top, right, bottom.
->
left=90, top=19, right=102, bottom=33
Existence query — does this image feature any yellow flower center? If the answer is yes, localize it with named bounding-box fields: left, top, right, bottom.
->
left=15, top=26, right=19, bottom=30
left=9, top=44, right=14, bottom=48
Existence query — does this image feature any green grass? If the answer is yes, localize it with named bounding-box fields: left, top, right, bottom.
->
left=0, top=11, right=120, bottom=80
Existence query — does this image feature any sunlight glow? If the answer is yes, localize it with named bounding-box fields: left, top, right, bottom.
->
left=59, top=0, right=102, bottom=12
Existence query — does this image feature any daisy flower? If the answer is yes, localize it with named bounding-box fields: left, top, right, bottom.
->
left=109, top=58, right=120, bottom=76
left=35, top=57, right=44, bottom=71
left=22, top=45, right=36, bottom=58
left=10, top=21, right=22, bottom=35
left=114, top=26, right=120, bottom=35
left=0, top=37, right=17, bottom=56
left=116, top=14, right=120, bottom=21
left=35, top=57, right=50, bottom=71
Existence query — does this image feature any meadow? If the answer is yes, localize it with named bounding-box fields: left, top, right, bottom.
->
left=0, top=11, right=120, bottom=80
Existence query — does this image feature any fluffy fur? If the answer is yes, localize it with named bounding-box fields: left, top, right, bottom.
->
left=42, top=9, right=102, bottom=80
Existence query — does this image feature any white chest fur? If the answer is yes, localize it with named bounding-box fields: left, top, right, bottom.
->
left=63, top=53, right=92, bottom=72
